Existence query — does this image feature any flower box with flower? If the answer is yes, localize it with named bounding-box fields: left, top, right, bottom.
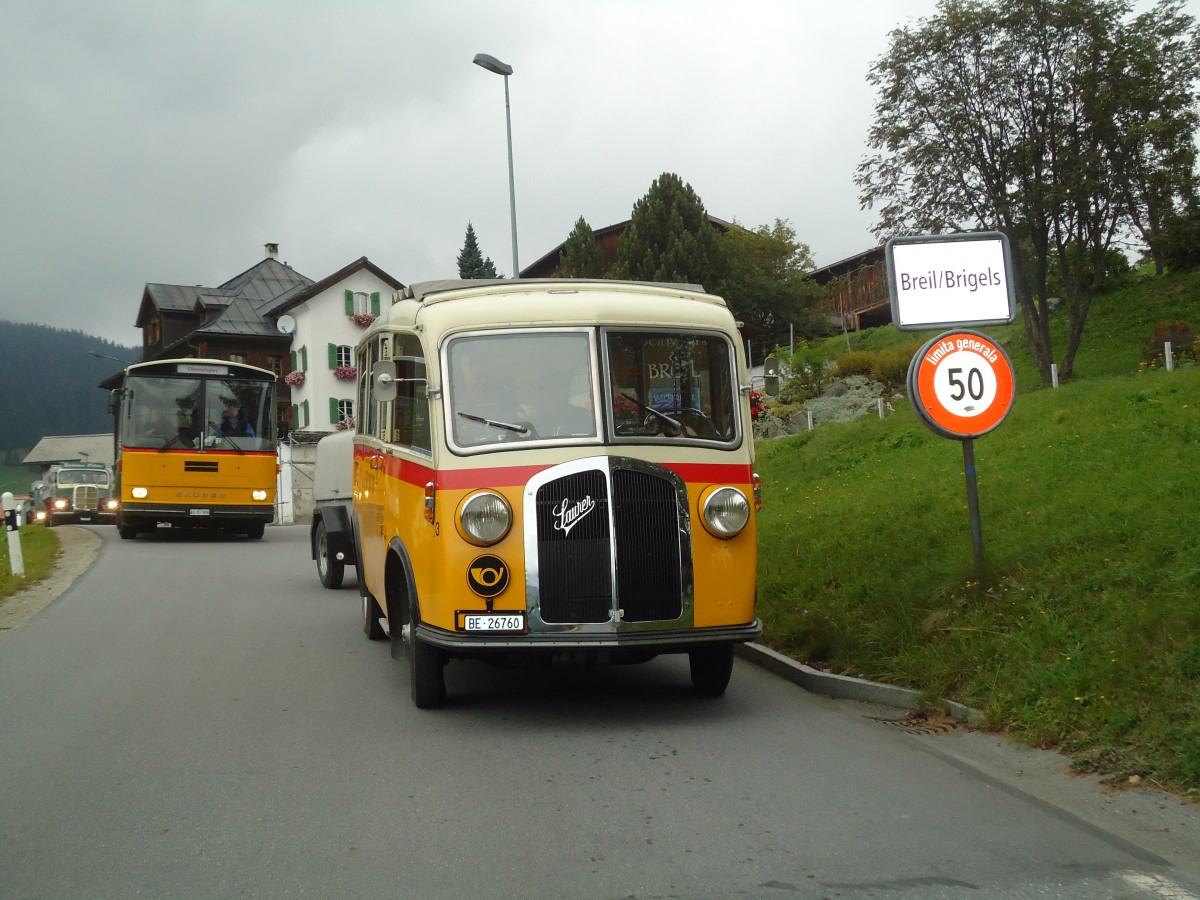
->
left=349, top=312, right=376, bottom=327
left=284, top=370, right=305, bottom=388
left=334, top=365, right=358, bottom=381
left=334, top=417, right=355, bottom=431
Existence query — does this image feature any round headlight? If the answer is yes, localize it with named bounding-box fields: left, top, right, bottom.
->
left=701, top=486, right=750, bottom=539
left=131, top=487, right=148, bottom=499
left=53, top=499, right=68, bottom=510
left=252, top=490, right=268, bottom=501
left=104, top=499, right=119, bottom=511
left=458, top=491, right=512, bottom=545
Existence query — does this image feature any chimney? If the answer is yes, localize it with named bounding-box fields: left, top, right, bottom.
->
left=264, top=243, right=279, bottom=259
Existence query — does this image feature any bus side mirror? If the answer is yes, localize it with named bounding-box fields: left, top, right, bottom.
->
left=372, top=360, right=398, bottom=402
left=107, top=389, right=122, bottom=415
left=763, top=355, right=780, bottom=397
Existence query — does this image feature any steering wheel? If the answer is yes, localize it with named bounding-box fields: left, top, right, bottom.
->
left=645, top=407, right=717, bottom=438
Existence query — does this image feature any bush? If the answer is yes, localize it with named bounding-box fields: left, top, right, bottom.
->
left=774, top=342, right=834, bottom=403
left=833, top=350, right=875, bottom=378
left=870, top=345, right=919, bottom=387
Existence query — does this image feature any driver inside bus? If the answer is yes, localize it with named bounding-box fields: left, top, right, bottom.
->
left=217, top=400, right=256, bottom=438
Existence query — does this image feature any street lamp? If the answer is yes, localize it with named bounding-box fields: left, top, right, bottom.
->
left=473, top=52, right=519, bottom=278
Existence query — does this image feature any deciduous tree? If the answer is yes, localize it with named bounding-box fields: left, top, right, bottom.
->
left=713, top=219, right=825, bottom=339
left=857, top=0, right=1200, bottom=383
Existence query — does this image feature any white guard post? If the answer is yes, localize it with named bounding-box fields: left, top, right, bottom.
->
left=2, top=491, right=26, bottom=577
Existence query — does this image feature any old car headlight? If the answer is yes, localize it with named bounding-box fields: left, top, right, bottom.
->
left=131, top=487, right=148, bottom=499
left=458, top=491, right=512, bottom=546
left=104, top=499, right=119, bottom=511
left=252, top=490, right=268, bottom=501
left=53, top=499, right=69, bottom=510
left=700, top=486, right=750, bottom=539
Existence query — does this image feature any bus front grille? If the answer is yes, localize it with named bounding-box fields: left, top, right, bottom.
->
left=534, top=463, right=684, bottom=625
left=74, top=486, right=100, bottom=511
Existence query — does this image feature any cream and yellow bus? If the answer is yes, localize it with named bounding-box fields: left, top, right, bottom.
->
left=353, top=279, right=761, bottom=707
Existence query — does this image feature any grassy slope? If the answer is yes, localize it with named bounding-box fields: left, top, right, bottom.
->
left=755, top=269, right=1200, bottom=794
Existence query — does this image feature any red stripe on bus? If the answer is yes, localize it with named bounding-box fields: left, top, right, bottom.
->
left=355, top=450, right=751, bottom=490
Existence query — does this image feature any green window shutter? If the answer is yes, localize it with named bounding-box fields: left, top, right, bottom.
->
left=291, top=404, right=298, bottom=426
left=290, top=350, right=296, bottom=370
left=345, top=290, right=355, bottom=315
left=301, top=400, right=310, bottom=428
left=329, top=398, right=340, bottom=424
left=370, top=292, right=381, bottom=315
left=301, top=346, right=308, bottom=370
left=328, top=343, right=337, bottom=369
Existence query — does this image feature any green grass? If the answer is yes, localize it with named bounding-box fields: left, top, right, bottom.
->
left=756, top=268, right=1200, bottom=795
left=0, top=525, right=60, bottom=598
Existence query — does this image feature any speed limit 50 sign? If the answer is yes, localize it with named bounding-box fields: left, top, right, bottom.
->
left=907, top=330, right=1015, bottom=439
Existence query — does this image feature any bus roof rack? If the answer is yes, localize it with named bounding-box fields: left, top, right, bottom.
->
left=399, top=279, right=709, bottom=305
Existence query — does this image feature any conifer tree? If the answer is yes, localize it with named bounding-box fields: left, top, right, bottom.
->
left=610, top=173, right=726, bottom=290
left=555, top=216, right=607, bottom=278
left=457, top=223, right=499, bottom=279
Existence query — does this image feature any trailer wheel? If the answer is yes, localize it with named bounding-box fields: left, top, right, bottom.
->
left=689, top=644, right=734, bottom=696
left=315, top=520, right=345, bottom=589
left=117, top=520, right=138, bottom=540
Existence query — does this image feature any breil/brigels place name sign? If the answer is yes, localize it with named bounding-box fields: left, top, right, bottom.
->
left=886, top=231, right=1016, bottom=332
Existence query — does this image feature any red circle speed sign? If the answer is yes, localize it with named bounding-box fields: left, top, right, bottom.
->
left=907, top=330, right=1015, bottom=439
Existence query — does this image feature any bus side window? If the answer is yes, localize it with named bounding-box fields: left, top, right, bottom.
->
left=358, top=342, right=378, bottom=437
left=391, top=355, right=430, bottom=455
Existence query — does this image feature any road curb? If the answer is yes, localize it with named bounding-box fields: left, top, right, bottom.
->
left=735, top=642, right=982, bottom=725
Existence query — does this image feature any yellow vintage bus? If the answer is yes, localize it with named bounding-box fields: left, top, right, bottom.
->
left=111, top=359, right=279, bottom=539
left=354, top=279, right=761, bottom=707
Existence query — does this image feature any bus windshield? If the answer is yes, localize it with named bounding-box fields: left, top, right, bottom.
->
left=123, top=374, right=276, bottom=452
left=443, top=328, right=738, bottom=450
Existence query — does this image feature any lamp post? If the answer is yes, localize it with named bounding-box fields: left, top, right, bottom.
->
left=473, top=52, right=519, bottom=277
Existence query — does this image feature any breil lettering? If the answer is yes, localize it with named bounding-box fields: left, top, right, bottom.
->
left=552, top=496, right=596, bottom=537
left=899, top=268, right=1002, bottom=293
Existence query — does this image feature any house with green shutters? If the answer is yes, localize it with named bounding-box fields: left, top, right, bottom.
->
left=127, top=243, right=404, bottom=435
left=262, top=254, right=404, bottom=433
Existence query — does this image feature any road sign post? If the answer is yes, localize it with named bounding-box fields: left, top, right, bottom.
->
left=906, top=330, right=1016, bottom=575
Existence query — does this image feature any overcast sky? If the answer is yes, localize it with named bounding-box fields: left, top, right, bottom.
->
left=4, top=0, right=1189, bottom=347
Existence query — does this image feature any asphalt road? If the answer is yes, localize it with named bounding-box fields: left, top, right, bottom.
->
left=1, top=524, right=1198, bottom=899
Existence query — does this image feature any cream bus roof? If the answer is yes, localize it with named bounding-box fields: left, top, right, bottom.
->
left=387, top=279, right=737, bottom=334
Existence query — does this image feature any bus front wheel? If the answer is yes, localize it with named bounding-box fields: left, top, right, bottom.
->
left=689, top=644, right=734, bottom=696
left=408, top=613, right=445, bottom=709
left=362, top=592, right=386, bottom=641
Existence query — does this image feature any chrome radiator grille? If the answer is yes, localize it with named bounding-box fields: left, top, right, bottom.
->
left=533, top=462, right=685, bottom=625
left=73, top=485, right=100, bottom=511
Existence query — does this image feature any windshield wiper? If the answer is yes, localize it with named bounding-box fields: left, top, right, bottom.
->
left=457, top=411, right=529, bottom=435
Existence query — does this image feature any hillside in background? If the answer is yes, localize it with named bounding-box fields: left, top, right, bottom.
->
left=0, top=321, right=138, bottom=462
